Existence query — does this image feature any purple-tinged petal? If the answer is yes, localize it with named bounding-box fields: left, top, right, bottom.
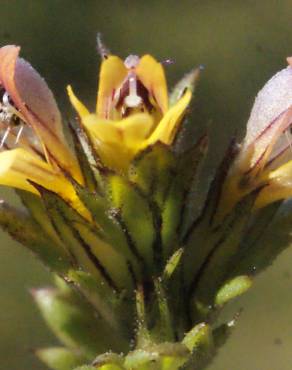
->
left=0, top=45, right=82, bottom=181
left=15, top=57, right=63, bottom=139
left=244, top=66, right=292, bottom=149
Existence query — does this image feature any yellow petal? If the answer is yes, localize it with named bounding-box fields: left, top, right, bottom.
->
left=136, top=54, right=168, bottom=113
left=96, top=55, right=127, bottom=118
left=0, top=148, right=89, bottom=219
left=256, top=160, right=292, bottom=208
left=146, top=88, right=192, bottom=146
left=85, top=113, right=153, bottom=143
left=67, top=85, right=90, bottom=118
left=82, top=113, right=153, bottom=171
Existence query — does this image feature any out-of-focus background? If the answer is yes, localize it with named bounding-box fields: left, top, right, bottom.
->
left=1, top=1, right=292, bottom=369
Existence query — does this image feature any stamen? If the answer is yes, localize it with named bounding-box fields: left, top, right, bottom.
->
left=112, top=56, right=154, bottom=116
left=0, top=126, right=11, bottom=148
left=15, top=124, right=24, bottom=144
left=0, top=90, right=27, bottom=147
left=124, top=75, right=142, bottom=108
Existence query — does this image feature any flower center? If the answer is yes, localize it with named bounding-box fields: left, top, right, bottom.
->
left=112, top=55, right=155, bottom=119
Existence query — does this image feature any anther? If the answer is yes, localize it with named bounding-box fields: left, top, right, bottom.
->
left=124, top=55, right=140, bottom=69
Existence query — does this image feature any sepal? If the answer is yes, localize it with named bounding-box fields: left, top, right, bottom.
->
left=106, top=174, right=159, bottom=272
left=169, top=67, right=202, bottom=107
left=215, top=275, right=252, bottom=307
left=72, top=180, right=142, bottom=278
left=129, top=143, right=176, bottom=209
left=229, top=205, right=292, bottom=277
left=190, top=188, right=259, bottom=313
left=0, top=200, right=70, bottom=273
left=68, top=121, right=102, bottom=193
left=32, top=285, right=123, bottom=359
left=68, top=270, right=132, bottom=345
left=34, top=184, right=132, bottom=291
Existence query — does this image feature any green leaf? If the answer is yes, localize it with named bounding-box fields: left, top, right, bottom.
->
left=183, top=140, right=238, bottom=250
left=92, top=353, right=125, bottom=369
left=181, top=323, right=214, bottom=370
left=190, top=189, right=258, bottom=310
left=135, top=285, right=152, bottom=348
left=236, top=201, right=280, bottom=251
left=124, top=344, right=189, bottom=370
left=162, top=136, right=208, bottom=258
left=36, top=347, right=86, bottom=370
left=68, top=270, right=132, bottom=344
left=16, top=189, right=61, bottom=244
left=176, top=135, right=208, bottom=238
left=154, top=279, right=175, bottom=342
left=33, top=287, right=125, bottom=358
left=160, top=178, right=184, bottom=258
left=35, top=184, right=131, bottom=291
left=94, top=366, right=124, bottom=370
left=107, top=175, right=159, bottom=272
left=68, top=122, right=101, bottom=193
left=230, top=209, right=292, bottom=277
left=129, top=143, right=176, bottom=209
left=182, top=323, right=212, bottom=353
left=0, top=201, right=70, bottom=273
left=73, top=182, right=142, bottom=279
left=162, top=248, right=184, bottom=281
left=215, top=275, right=252, bottom=306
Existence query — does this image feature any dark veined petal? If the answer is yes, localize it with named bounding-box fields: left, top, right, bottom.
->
left=0, top=45, right=82, bottom=180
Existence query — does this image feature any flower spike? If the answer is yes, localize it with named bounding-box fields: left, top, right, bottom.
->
left=2, top=40, right=292, bottom=370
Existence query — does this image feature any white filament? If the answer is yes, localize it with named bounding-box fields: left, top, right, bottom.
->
left=124, top=75, right=142, bottom=108
left=0, top=92, right=26, bottom=147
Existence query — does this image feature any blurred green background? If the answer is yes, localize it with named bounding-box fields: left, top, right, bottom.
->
left=1, top=0, right=292, bottom=369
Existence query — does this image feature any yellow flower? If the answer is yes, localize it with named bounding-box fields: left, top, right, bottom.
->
left=219, top=58, right=292, bottom=216
left=68, top=53, right=192, bottom=172
left=0, top=45, right=86, bottom=216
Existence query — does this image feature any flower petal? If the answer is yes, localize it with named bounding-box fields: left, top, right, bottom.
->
left=0, top=148, right=70, bottom=193
left=0, top=148, right=87, bottom=218
left=96, top=55, right=127, bottom=118
left=244, top=66, right=292, bottom=148
left=0, top=46, right=82, bottom=181
left=256, top=160, right=292, bottom=208
left=136, top=54, right=168, bottom=113
left=82, top=113, right=153, bottom=171
left=246, top=105, right=292, bottom=171
left=83, top=113, right=153, bottom=144
left=67, top=85, right=90, bottom=118
left=146, top=88, right=191, bottom=146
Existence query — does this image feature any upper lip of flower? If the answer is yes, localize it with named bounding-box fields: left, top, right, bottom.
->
left=68, top=52, right=193, bottom=172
